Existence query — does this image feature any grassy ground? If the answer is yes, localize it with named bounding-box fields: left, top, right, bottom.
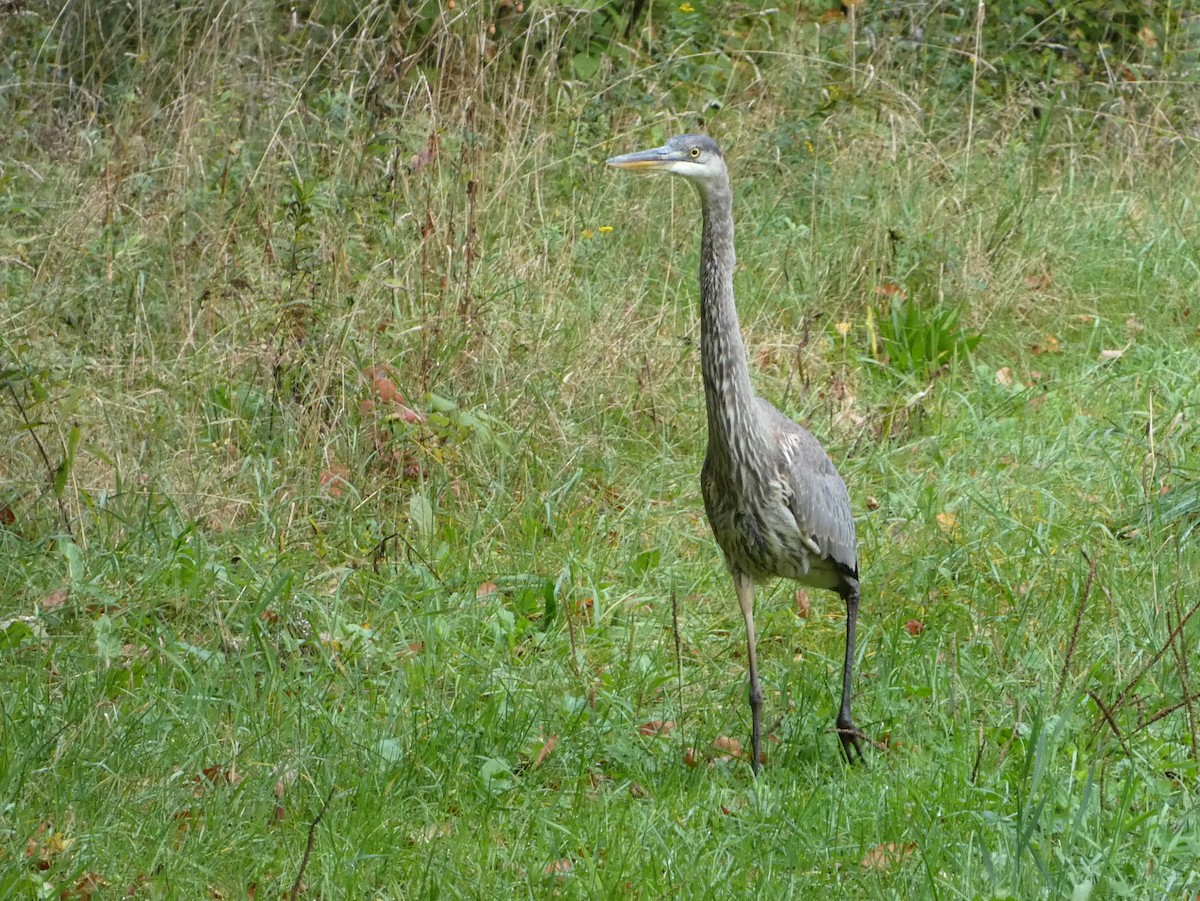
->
left=2, top=2, right=1200, bottom=897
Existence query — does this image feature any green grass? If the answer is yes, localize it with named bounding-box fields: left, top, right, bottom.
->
left=2, top=2, right=1200, bottom=897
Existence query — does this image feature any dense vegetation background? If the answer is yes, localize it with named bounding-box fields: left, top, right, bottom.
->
left=2, top=1, right=1199, bottom=896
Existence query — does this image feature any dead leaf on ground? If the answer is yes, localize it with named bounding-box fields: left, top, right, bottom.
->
left=795, top=588, right=811, bottom=618
left=393, top=405, right=425, bottom=424
left=544, top=858, right=573, bottom=878
left=534, top=734, right=557, bottom=768
left=1031, top=334, right=1061, bottom=355
left=1025, top=272, right=1052, bottom=290
left=398, top=641, right=425, bottom=659
left=683, top=747, right=700, bottom=768
left=0, top=504, right=14, bottom=526
left=713, top=735, right=743, bottom=758
left=1125, top=315, right=1145, bottom=333
left=994, top=366, right=1014, bottom=387
left=274, top=767, right=298, bottom=799
left=1097, top=348, right=1125, bottom=362
left=865, top=496, right=880, bottom=511
left=319, top=467, right=350, bottom=498
left=875, top=282, right=906, bottom=299
left=638, top=719, right=676, bottom=737
left=476, top=581, right=499, bottom=599
left=25, top=822, right=70, bottom=871
left=409, top=132, right=439, bottom=174
left=904, top=619, right=925, bottom=636
left=413, top=821, right=452, bottom=844
left=41, top=589, right=69, bottom=610
left=935, top=511, right=959, bottom=537
left=200, top=764, right=242, bottom=787
left=60, top=872, right=107, bottom=900
left=861, top=842, right=917, bottom=870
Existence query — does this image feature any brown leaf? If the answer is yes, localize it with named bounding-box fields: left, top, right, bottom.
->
left=875, top=282, right=906, bottom=299
left=861, top=842, right=916, bottom=870
left=200, top=764, right=242, bottom=786
left=60, top=872, right=107, bottom=900
left=544, top=858, right=572, bottom=877
left=1024, top=272, right=1052, bottom=290
left=795, top=589, right=811, bottom=618
left=373, top=377, right=404, bottom=404
left=41, top=589, right=69, bottom=610
left=319, top=467, right=350, bottom=498
left=25, top=822, right=70, bottom=871
left=683, top=747, right=700, bottom=767
left=0, top=504, right=14, bottom=526
left=398, top=641, right=425, bottom=659
left=274, top=767, right=298, bottom=799
left=409, top=132, right=440, bottom=174
left=935, top=511, right=959, bottom=536
left=865, top=496, right=880, bottom=511
left=713, top=735, right=743, bottom=758
left=476, top=581, right=499, bottom=599
left=638, top=719, right=676, bottom=736
left=1030, top=334, right=1061, bottom=355
left=1097, top=348, right=1124, bottom=362
left=903, top=619, right=925, bottom=636
left=534, top=734, right=557, bottom=768
left=994, top=366, right=1014, bottom=387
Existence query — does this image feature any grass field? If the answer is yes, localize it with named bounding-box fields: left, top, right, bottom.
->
left=2, top=2, right=1200, bottom=897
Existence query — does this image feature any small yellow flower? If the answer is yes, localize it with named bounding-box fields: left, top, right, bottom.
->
left=804, top=140, right=815, bottom=155
left=835, top=321, right=852, bottom=337
left=679, top=2, right=695, bottom=11
left=599, top=225, right=613, bottom=234
left=582, top=228, right=594, bottom=239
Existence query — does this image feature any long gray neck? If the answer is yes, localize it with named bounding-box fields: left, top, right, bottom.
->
left=697, top=180, right=755, bottom=457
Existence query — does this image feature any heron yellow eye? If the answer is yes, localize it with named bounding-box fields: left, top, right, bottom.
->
left=689, top=147, right=701, bottom=158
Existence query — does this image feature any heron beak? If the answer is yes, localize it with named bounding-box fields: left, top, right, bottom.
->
left=605, top=145, right=678, bottom=171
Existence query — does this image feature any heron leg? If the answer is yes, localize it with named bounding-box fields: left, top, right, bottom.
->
left=836, top=577, right=865, bottom=764
left=734, top=572, right=762, bottom=776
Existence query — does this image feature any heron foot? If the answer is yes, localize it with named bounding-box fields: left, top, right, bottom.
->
left=835, top=719, right=867, bottom=765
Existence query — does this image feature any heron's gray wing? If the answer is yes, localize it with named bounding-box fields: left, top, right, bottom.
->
left=757, top=398, right=858, bottom=576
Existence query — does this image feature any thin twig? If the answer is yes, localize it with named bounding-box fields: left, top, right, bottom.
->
left=1130, top=689, right=1200, bottom=736
left=1055, top=550, right=1098, bottom=708
left=1088, top=690, right=1133, bottom=758
left=560, top=589, right=582, bottom=680
left=1168, top=535, right=1199, bottom=759
left=1099, top=591, right=1200, bottom=726
left=371, top=531, right=444, bottom=584
left=290, top=785, right=336, bottom=901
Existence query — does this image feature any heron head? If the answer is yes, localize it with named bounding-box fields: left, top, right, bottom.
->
left=606, top=134, right=726, bottom=187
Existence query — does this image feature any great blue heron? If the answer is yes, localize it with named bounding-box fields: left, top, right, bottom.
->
left=607, top=134, right=865, bottom=773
